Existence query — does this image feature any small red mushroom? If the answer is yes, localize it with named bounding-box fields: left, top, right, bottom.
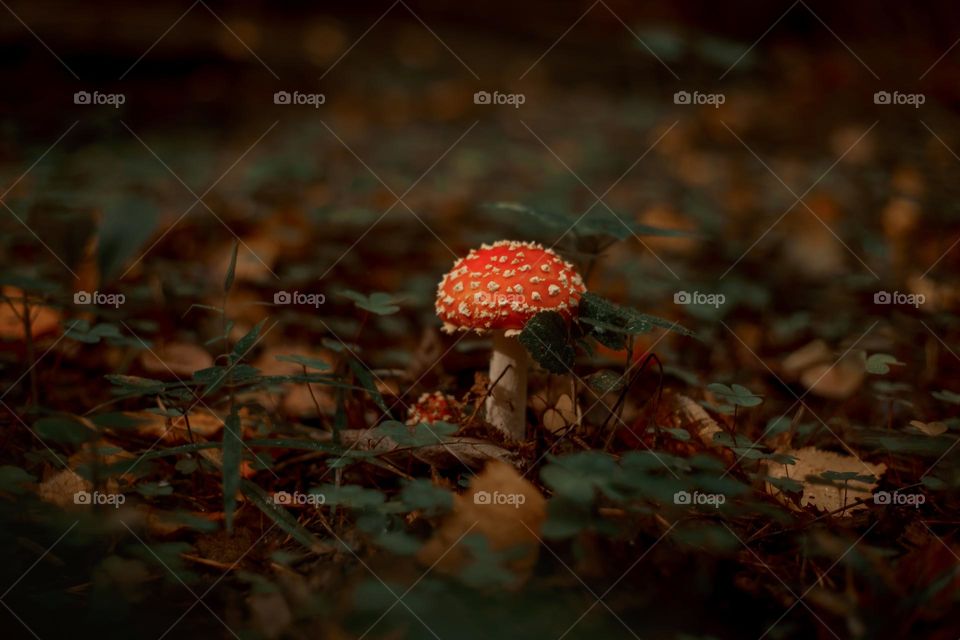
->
left=406, top=391, right=462, bottom=426
left=435, top=240, right=586, bottom=439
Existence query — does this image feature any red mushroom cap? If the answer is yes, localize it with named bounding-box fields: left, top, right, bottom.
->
left=435, top=240, right=586, bottom=334
left=406, top=391, right=461, bottom=425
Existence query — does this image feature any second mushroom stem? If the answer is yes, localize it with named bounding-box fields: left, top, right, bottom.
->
left=486, top=330, right=528, bottom=440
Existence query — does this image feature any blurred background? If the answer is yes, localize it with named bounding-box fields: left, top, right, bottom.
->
left=2, top=1, right=960, bottom=638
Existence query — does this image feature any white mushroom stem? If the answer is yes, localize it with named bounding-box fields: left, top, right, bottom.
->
left=486, top=330, right=528, bottom=440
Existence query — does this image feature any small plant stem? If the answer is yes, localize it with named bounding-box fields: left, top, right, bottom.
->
left=20, top=295, right=38, bottom=406
left=731, top=406, right=739, bottom=448
left=302, top=364, right=325, bottom=425
left=601, top=353, right=663, bottom=451
left=183, top=409, right=195, bottom=443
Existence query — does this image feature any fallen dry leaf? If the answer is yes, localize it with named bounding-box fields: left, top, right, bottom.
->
left=782, top=339, right=865, bottom=399
left=799, top=356, right=865, bottom=399
left=782, top=339, right=832, bottom=376
left=140, top=342, right=214, bottom=377
left=113, top=411, right=224, bottom=442
left=767, top=447, right=885, bottom=514
left=909, top=420, right=948, bottom=437
left=37, top=469, right=92, bottom=508
left=253, top=345, right=337, bottom=417
left=542, top=393, right=579, bottom=433
left=417, top=461, right=545, bottom=587
left=212, top=235, right=279, bottom=284
left=0, top=286, right=61, bottom=341
left=674, top=394, right=723, bottom=447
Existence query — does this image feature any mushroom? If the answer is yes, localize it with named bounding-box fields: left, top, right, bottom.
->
left=406, top=391, right=462, bottom=426
left=435, top=240, right=586, bottom=440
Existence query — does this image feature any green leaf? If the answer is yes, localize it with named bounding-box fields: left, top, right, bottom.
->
left=91, top=412, right=152, bottom=431
left=315, top=484, right=386, bottom=509
left=0, top=465, right=36, bottom=494
left=518, top=311, right=574, bottom=374
left=340, top=290, right=401, bottom=315
left=373, top=421, right=458, bottom=447
left=175, top=458, right=198, bottom=475
left=224, top=239, right=239, bottom=292
left=373, top=531, right=422, bottom=556
left=348, top=358, right=392, bottom=418
left=579, top=292, right=693, bottom=350
left=707, top=383, right=763, bottom=407
left=223, top=407, right=242, bottom=532
left=127, top=542, right=198, bottom=585
left=764, top=416, right=792, bottom=437
left=540, top=451, right=619, bottom=505
left=765, top=475, right=803, bottom=494
left=932, top=389, right=960, bottom=405
left=659, top=427, right=691, bottom=442
left=0, top=273, right=61, bottom=295
left=98, top=197, right=159, bottom=283
left=633, top=27, right=686, bottom=62
left=232, top=318, right=266, bottom=363
left=241, top=480, right=333, bottom=553
left=542, top=497, right=596, bottom=539
left=34, top=416, right=96, bottom=444
left=696, top=36, right=753, bottom=69
left=399, top=479, right=453, bottom=515
left=865, top=353, right=904, bottom=375
left=105, top=374, right=168, bottom=394
left=586, top=369, right=626, bottom=395
left=136, top=481, right=173, bottom=497
left=485, top=202, right=693, bottom=241
left=275, top=354, right=331, bottom=371
left=819, top=470, right=875, bottom=483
